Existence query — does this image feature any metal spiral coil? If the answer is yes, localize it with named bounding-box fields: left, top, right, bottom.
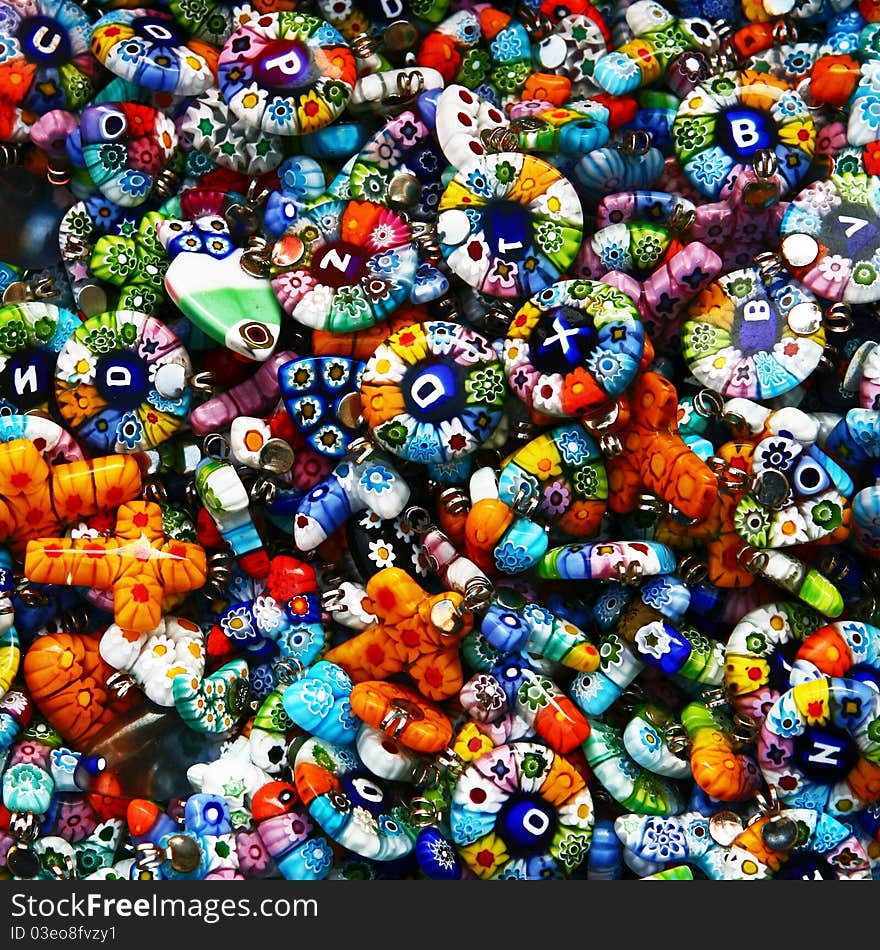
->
left=668, top=203, right=696, bottom=234
left=351, top=30, right=380, bottom=59
left=480, top=125, right=520, bottom=153
left=409, top=220, right=442, bottom=263
left=47, top=161, right=72, bottom=187
left=153, top=168, right=181, bottom=201
left=754, top=249, right=784, bottom=282
left=438, top=487, right=469, bottom=516
left=517, top=4, right=554, bottom=39
left=240, top=236, right=273, bottom=278
left=0, top=143, right=22, bottom=167
left=825, top=302, right=853, bottom=334
left=616, top=129, right=652, bottom=155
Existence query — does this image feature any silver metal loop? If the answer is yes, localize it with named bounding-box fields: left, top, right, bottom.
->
left=62, top=235, right=89, bottom=260
left=47, top=161, right=72, bottom=187
left=250, top=477, right=276, bottom=506
left=516, top=5, right=554, bottom=39
left=203, top=433, right=230, bottom=459
left=403, top=505, right=434, bottom=534
left=481, top=126, right=521, bottom=153
left=617, top=129, right=652, bottom=155
left=637, top=493, right=664, bottom=517
left=240, top=237, right=273, bottom=278
left=677, top=555, right=708, bottom=585
left=409, top=220, right=441, bottom=260
left=754, top=783, right=781, bottom=818
left=707, top=456, right=749, bottom=491
left=669, top=203, right=696, bottom=234
left=825, top=302, right=853, bottom=334
left=614, top=560, right=644, bottom=586
left=618, top=683, right=646, bottom=711
left=9, top=811, right=38, bottom=841
left=154, top=168, right=181, bottom=201
left=754, top=250, right=783, bottom=281
left=694, top=388, right=726, bottom=422
left=3, top=276, right=57, bottom=303
left=134, top=842, right=165, bottom=870
left=408, top=796, right=441, bottom=827
left=463, top=576, right=494, bottom=613
left=345, top=436, right=376, bottom=465
left=731, top=711, right=758, bottom=747
left=737, top=546, right=768, bottom=574
left=47, top=853, right=76, bottom=880
left=273, top=659, right=304, bottom=685
left=191, top=371, right=215, bottom=394
left=384, top=70, right=425, bottom=108
left=106, top=671, right=135, bottom=698
left=0, top=143, right=23, bottom=167
left=141, top=478, right=168, bottom=504
left=753, top=148, right=778, bottom=181
left=351, top=30, right=380, bottom=59
left=438, top=488, right=469, bottom=516
left=701, top=685, right=732, bottom=711
left=664, top=723, right=691, bottom=758
left=321, top=587, right=347, bottom=613
left=16, top=580, right=50, bottom=606
left=511, top=484, right=539, bottom=517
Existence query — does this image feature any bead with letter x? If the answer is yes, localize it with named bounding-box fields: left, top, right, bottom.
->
left=25, top=501, right=207, bottom=633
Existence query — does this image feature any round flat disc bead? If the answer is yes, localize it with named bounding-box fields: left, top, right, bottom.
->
left=450, top=741, right=594, bottom=879
left=360, top=320, right=507, bottom=465
left=293, top=736, right=415, bottom=861
left=54, top=309, right=192, bottom=453
left=217, top=12, right=356, bottom=136
left=681, top=266, right=825, bottom=400
left=672, top=69, right=816, bottom=200
left=0, top=0, right=96, bottom=130
left=780, top=146, right=880, bottom=303
left=437, top=151, right=583, bottom=299
left=90, top=8, right=216, bottom=95
left=504, top=278, right=644, bottom=419
left=271, top=199, right=419, bottom=332
left=0, top=302, right=80, bottom=414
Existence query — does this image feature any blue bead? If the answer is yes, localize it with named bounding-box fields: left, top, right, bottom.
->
left=185, top=794, right=231, bottom=837
left=415, top=827, right=462, bottom=880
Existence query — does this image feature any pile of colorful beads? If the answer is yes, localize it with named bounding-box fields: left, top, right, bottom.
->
left=4, top=0, right=880, bottom=882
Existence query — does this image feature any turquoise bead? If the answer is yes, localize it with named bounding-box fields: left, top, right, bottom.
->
left=2, top=762, right=54, bottom=815
left=282, top=661, right=359, bottom=745
left=494, top=518, right=548, bottom=574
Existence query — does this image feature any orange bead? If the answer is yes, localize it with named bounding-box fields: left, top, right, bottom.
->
left=349, top=681, right=452, bottom=753
left=521, top=72, right=572, bottom=106
left=24, top=631, right=140, bottom=746
left=795, top=627, right=853, bottom=677
left=811, top=55, right=860, bottom=108
left=465, top=499, right=514, bottom=573
left=127, top=799, right=163, bottom=837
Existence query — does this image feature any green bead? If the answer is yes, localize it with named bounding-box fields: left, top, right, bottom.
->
left=800, top=570, right=844, bottom=617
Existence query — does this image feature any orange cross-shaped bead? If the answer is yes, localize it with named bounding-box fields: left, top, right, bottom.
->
left=24, top=501, right=207, bottom=633
left=606, top=371, right=719, bottom=523
left=0, top=439, right=144, bottom=557
left=324, top=567, right=473, bottom=702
